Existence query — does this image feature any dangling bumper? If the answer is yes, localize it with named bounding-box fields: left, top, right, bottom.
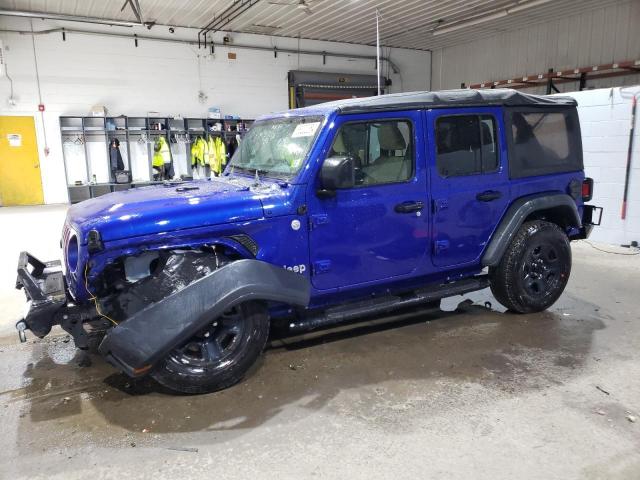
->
left=15, top=252, right=97, bottom=347
left=15, top=252, right=68, bottom=340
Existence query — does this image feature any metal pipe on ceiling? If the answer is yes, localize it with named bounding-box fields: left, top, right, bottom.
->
left=0, top=26, right=401, bottom=74
left=0, top=9, right=140, bottom=28
left=198, top=0, right=261, bottom=51
left=199, top=0, right=261, bottom=36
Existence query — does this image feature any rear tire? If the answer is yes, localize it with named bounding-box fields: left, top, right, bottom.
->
left=152, top=301, right=269, bottom=394
left=489, top=220, right=571, bottom=313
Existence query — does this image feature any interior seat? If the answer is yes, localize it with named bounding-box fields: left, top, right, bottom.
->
left=364, top=124, right=409, bottom=184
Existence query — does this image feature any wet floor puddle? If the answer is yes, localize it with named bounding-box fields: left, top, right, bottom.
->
left=0, top=296, right=606, bottom=451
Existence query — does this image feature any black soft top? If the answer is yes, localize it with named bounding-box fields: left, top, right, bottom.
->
left=328, top=88, right=577, bottom=114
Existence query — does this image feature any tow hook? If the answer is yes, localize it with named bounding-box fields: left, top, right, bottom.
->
left=16, top=320, right=27, bottom=343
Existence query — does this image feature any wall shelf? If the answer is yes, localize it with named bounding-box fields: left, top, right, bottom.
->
left=60, top=115, right=254, bottom=203
left=464, top=59, right=640, bottom=93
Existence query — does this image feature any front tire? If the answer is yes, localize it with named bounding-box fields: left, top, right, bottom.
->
left=489, top=220, right=571, bottom=313
left=152, top=301, right=269, bottom=394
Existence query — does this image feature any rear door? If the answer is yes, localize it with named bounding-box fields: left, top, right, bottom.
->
left=428, top=107, right=510, bottom=267
left=307, top=110, right=429, bottom=290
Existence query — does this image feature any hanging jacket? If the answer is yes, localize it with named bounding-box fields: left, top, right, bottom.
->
left=190, top=136, right=208, bottom=167
left=226, top=137, right=237, bottom=158
left=210, top=135, right=227, bottom=175
left=153, top=136, right=171, bottom=167
left=109, top=138, right=125, bottom=171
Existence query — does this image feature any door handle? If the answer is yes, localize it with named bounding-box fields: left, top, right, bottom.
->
left=476, top=190, right=502, bottom=202
left=395, top=200, right=424, bottom=213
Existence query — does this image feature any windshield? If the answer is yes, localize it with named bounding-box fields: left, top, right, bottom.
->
left=228, top=116, right=324, bottom=179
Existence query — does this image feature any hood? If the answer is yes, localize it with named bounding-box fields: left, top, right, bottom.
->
left=67, top=178, right=275, bottom=243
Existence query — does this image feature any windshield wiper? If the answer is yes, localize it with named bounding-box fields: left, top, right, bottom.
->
left=228, top=165, right=290, bottom=182
left=229, top=165, right=251, bottom=174
left=254, top=168, right=271, bottom=186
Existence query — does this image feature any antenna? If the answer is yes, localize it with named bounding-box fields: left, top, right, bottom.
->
left=376, top=8, right=381, bottom=96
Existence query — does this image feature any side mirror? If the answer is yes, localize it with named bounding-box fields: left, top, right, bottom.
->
left=318, top=156, right=355, bottom=197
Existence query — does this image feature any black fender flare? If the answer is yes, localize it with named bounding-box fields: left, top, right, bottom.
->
left=482, top=193, right=581, bottom=267
left=98, top=259, right=310, bottom=376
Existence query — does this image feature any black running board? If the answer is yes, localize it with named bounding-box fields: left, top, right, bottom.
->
left=289, top=275, right=489, bottom=333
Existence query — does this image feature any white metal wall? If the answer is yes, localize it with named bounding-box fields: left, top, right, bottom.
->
left=431, top=0, right=640, bottom=93
left=556, top=87, right=640, bottom=246
left=0, top=17, right=430, bottom=204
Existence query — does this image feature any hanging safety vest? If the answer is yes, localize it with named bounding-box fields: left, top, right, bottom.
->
left=152, top=136, right=171, bottom=167
left=210, top=136, right=227, bottom=175
left=190, top=137, right=207, bottom=167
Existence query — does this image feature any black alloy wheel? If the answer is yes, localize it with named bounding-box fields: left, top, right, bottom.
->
left=490, top=220, right=571, bottom=313
left=168, top=307, right=246, bottom=372
left=152, top=301, right=269, bottom=394
left=521, top=243, right=562, bottom=299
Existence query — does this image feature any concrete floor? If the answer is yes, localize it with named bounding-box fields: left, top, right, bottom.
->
left=0, top=204, right=639, bottom=479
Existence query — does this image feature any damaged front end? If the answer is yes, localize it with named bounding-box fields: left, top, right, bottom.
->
left=15, top=252, right=106, bottom=348
left=16, top=248, right=310, bottom=379
left=14, top=248, right=218, bottom=350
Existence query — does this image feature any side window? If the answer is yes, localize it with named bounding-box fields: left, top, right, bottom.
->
left=436, top=114, right=499, bottom=177
left=509, top=110, right=582, bottom=178
left=329, top=120, right=413, bottom=187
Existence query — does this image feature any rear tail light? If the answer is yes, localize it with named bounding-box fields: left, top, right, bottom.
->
left=582, top=178, right=593, bottom=202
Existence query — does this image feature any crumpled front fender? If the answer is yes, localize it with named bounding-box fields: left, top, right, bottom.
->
left=98, top=259, right=310, bottom=377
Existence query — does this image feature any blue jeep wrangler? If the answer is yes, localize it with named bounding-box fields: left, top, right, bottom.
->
left=16, top=89, right=601, bottom=393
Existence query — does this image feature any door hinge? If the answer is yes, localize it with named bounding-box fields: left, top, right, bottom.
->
left=312, top=260, right=331, bottom=275
left=434, top=240, right=449, bottom=254
left=433, top=199, right=448, bottom=213
left=309, top=214, right=329, bottom=230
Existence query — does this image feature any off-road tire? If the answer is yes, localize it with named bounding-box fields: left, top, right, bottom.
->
left=152, top=301, right=269, bottom=394
left=489, top=220, right=571, bottom=313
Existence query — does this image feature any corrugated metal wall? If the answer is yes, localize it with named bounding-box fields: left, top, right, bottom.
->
left=431, top=0, right=640, bottom=93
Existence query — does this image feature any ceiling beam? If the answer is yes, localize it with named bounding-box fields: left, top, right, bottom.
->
left=120, top=0, right=144, bottom=25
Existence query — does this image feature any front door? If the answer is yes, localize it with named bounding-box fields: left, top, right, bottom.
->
left=0, top=116, right=44, bottom=205
left=428, top=107, right=510, bottom=267
left=308, top=111, right=429, bottom=291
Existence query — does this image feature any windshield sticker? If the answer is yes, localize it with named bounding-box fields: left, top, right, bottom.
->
left=291, top=122, right=320, bottom=138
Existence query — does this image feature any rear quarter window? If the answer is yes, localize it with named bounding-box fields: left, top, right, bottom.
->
left=506, top=108, right=583, bottom=178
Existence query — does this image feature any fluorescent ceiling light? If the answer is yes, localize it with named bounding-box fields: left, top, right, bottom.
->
left=0, top=9, right=139, bottom=27
left=433, top=11, right=508, bottom=36
left=508, top=0, right=554, bottom=14
left=433, top=0, right=554, bottom=36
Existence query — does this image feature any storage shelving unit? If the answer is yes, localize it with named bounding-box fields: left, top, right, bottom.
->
left=60, top=115, right=254, bottom=203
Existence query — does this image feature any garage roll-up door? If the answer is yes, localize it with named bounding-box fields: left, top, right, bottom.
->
left=288, top=71, right=388, bottom=109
